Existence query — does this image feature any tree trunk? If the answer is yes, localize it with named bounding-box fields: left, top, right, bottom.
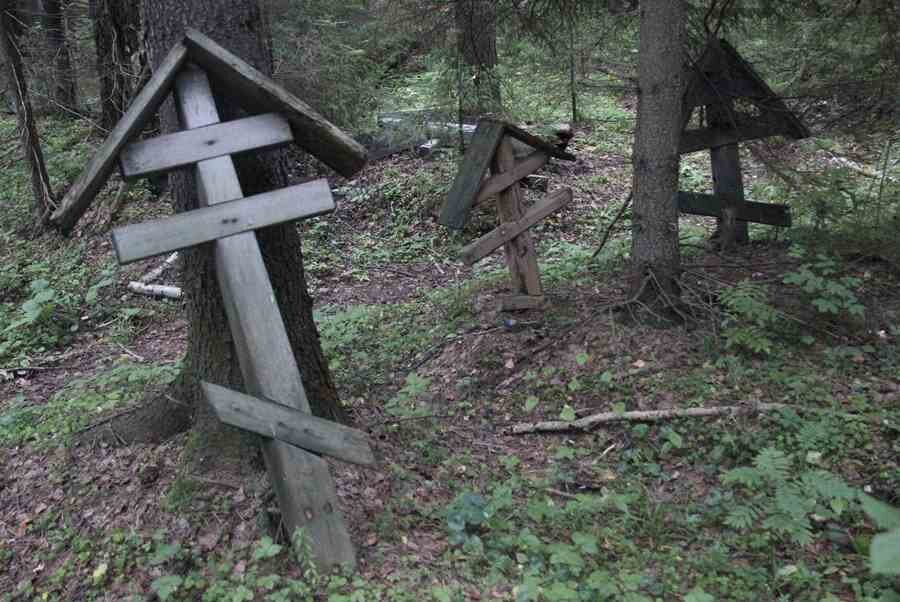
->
left=91, top=0, right=140, bottom=130
left=629, top=0, right=686, bottom=300
left=41, top=0, right=77, bottom=112
left=0, top=0, right=53, bottom=230
left=139, top=0, right=346, bottom=458
left=455, top=0, right=501, bottom=115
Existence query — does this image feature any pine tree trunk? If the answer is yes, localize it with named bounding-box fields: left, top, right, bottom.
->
left=91, top=0, right=140, bottom=130
left=455, top=0, right=501, bottom=115
left=139, top=0, right=346, bottom=456
left=629, top=0, right=686, bottom=299
left=42, top=0, right=77, bottom=112
left=0, top=0, right=53, bottom=230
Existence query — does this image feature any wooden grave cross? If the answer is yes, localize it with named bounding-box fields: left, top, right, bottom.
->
left=440, top=120, right=575, bottom=311
left=55, top=30, right=372, bottom=569
left=678, top=38, right=811, bottom=247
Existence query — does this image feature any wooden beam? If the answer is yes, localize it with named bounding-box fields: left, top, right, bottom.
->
left=119, top=113, right=293, bottom=179
left=50, top=42, right=190, bottom=233
left=174, top=65, right=355, bottom=569
left=680, top=118, right=796, bottom=154
left=677, top=192, right=791, bottom=227
left=112, top=179, right=334, bottom=264
left=708, top=101, right=748, bottom=246
left=439, top=120, right=506, bottom=229
left=494, top=137, right=542, bottom=296
left=202, top=383, right=376, bottom=467
left=461, top=188, right=572, bottom=265
left=183, top=29, right=366, bottom=178
left=474, top=150, right=549, bottom=206
left=500, top=121, right=575, bottom=161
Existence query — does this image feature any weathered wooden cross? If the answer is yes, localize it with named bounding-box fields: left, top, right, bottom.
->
left=53, top=30, right=373, bottom=569
left=678, top=38, right=811, bottom=248
left=440, top=120, right=575, bottom=311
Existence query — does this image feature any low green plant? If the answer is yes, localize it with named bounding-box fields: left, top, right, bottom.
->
left=719, top=280, right=779, bottom=355
left=783, top=252, right=865, bottom=319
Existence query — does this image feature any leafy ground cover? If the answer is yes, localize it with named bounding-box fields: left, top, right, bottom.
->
left=1, top=92, right=899, bottom=602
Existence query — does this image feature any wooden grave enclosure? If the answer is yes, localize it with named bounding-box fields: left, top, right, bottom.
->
left=440, top=119, right=575, bottom=311
left=59, top=30, right=373, bottom=569
left=678, top=38, right=811, bottom=247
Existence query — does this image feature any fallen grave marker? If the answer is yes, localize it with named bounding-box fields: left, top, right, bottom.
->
left=58, top=30, right=372, bottom=569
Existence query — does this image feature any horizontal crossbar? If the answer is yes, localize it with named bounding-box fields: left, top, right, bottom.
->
left=677, top=191, right=791, bottom=227
left=119, top=112, right=293, bottom=179
left=461, top=188, right=573, bottom=265
left=112, top=179, right=334, bottom=264
left=474, top=150, right=549, bottom=206
left=202, top=382, right=376, bottom=467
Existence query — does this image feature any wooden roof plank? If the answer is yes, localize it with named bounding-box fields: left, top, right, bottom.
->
left=500, top=121, right=575, bottom=161
left=183, top=28, right=367, bottom=178
left=439, top=120, right=506, bottom=229
left=50, top=41, right=190, bottom=233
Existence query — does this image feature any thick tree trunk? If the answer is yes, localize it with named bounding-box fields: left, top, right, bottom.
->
left=629, top=0, right=686, bottom=299
left=455, top=0, right=501, bottom=115
left=0, top=0, right=53, bottom=230
left=139, top=0, right=346, bottom=456
left=42, top=0, right=77, bottom=112
left=91, top=0, right=140, bottom=130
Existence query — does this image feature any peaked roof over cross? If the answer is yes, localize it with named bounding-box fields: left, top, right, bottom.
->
left=51, top=29, right=367, bottom=233
left=680, top=38, right=810, bottom=154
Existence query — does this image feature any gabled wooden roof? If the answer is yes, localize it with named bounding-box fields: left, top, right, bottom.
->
left=439, top=119, right=574, bottom=230
left=51, top=30, right=367, bottom=233
left=680, top=38, right=810, bottom=154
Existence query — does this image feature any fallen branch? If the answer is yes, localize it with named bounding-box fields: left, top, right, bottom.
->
left=127, top=281, right=182, bottom=299
left=139, top=252, right=179, bottom=284
left=508, top=403, right=789, bottom=434
left=591, top=190, right=633, bottom=260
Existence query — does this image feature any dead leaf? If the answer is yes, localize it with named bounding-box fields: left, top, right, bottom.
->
left=504, top=358, right=515, bottom=369
left=632, top=359, right=647, bottom=369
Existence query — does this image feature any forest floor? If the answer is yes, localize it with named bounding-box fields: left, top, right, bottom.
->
left=1, top=114, right=899, bottom=601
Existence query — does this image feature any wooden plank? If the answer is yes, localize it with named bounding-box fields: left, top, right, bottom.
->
left=439, top=120, right=506, bottom=229
left=680, top=118, right=795, bottom=154
left=708, top=101, right=748, bottom=245
left=202, top=382, right=376, bottom=467
left=50, top=42, right=190, bottom=233
left=500, top=120, right=575, bottom=161
left=494, top=137, right=543, bottom=296
left=183, top=29, right=366, bottom=178
left=677, top=192, right=791, bottom=227
left=112, top=179, right=334, bottom=264
left=175, top=65, right=355, bottom=569
left=474, top=150, right=549, bottom=206
left=461, top=188, right=572, bottom=265
left=119, top=113, right=293, bottom=179
left=499, top=295, right=545, bottom=311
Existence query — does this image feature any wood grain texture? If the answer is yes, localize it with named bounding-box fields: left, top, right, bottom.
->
left=183, top=29, right=366, bottom=178
left=500, top=120, right=575, bottom=161
left=175, top=65, right=355, bottom=569
left=461, top=188, right=572, bottom=265
left=119, top=112, right=293, bottom=179
left=677, top=192, right=790, bottom=226
left=202, top=382, right=376, bottom=467
left=440, top=120, right=505, bottom=229
left=112, top=179, right=334, bottom=264
left=50, top=42, right=189, bottom=232
left=493, top=137, right=542, bottom=296
left=680, top=118, right=792, bottom=154
left=474, top=150, right=549, bottom=206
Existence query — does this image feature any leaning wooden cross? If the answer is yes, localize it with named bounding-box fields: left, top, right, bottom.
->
left=439, top=120, right=575, bottom=311
left=54, top=30, right=372, bottom=569
left=679, top=38, right=811, bottom=248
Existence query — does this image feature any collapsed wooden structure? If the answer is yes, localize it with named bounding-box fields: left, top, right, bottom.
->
left=440, top=120, right=575, bottom=311
left=58, top=30, right=371, bottom=569
left=679, top=39, right=811, bottom=247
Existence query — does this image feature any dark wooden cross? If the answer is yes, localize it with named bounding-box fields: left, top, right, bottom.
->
left=440, top=120, right=575, bottom=311
left=55, top=31, right=372, bottom=570
left=678, top=38, right=811, bottom=248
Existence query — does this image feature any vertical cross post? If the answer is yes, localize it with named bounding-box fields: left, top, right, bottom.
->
left=708, top=101, right=749, bottom=248
left=174, top=65, right=354, bottom=568
left=492, top=136, right=543, bottom=299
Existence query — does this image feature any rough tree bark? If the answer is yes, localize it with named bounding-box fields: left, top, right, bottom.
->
left=129, top=0, right=346, bottom=458
left=455, top=0, right=501, bottom=115
left=90, top=0, right=140, bottom=130
left=629, top=0, right=686, bottom=300
left=0, top=0, right=54, bottom=230
left=42, top=0, right=77, bottom=112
